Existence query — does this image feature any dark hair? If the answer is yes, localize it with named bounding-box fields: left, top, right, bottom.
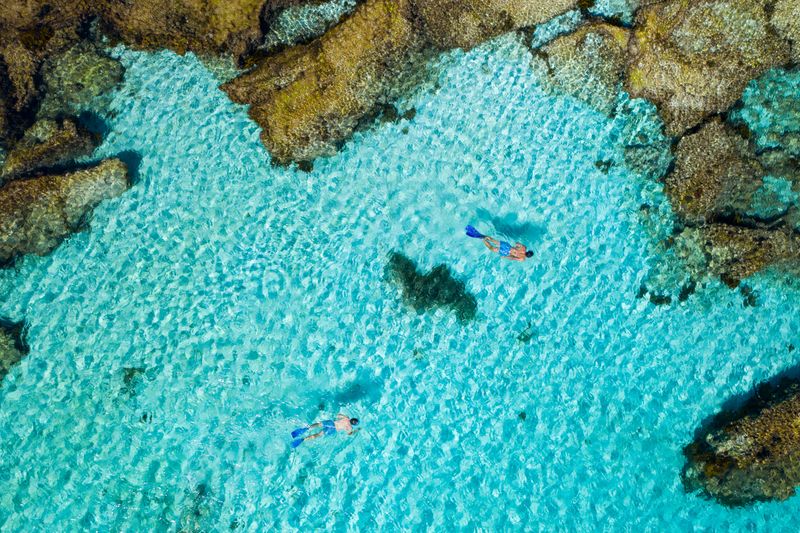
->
left=350, top=418, right=359, bottom=426
left=525, top=251, right=533, bottom=258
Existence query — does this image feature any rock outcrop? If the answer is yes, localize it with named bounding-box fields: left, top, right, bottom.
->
left=625, top=0, right=792, bottom=136
left=37, top=42, right=125, bottom=119
left=665, top=119, right=764, bottom=225
left=0, top=118, right=98, bottom=184
left=683, top=375, right=800, bottom=506
left=100, top=0, right=266, bottom=58
left=224, top=0, right=578, bottom=163
left=771, top=0, right=800, bottom=64
left=0, top=318, right=28, bottom=383
left=385, top=251, right=477, bottom=321
left=532, top=21, right=630, bottom=115
left=674, top=224, right=800, bottom=285
left=0, top=158, right=129, bottom=265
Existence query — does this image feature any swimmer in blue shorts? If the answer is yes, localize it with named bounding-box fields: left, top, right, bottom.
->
left=291, top=414, right=359, bottom=448
left=466, top=225, right=534, bottom=262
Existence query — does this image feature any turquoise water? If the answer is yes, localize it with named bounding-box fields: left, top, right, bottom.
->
left=2, top=35, right=800, bottom=530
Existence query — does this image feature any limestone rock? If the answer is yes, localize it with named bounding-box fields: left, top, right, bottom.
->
left=665, top=119, right=765, bottom=225
left=38, top=42, right=125, bottom=119
left=0, top=318, right=28, bottom=383
left=683, top=376, right=800, bottom=506
left=0, top=158, right=129, bottom=264
left=626, top=0, right=792, bottom=136
left=0, top=118, right=98, bottom=184
left=532, top=21, right=630, bottom=115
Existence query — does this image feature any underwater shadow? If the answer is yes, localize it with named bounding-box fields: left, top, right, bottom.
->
left=476, top=208, right=547, bottom=244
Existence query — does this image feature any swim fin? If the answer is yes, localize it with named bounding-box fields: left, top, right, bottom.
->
left=291, top=427, right=309, bottom=438
left=465, top=225, right=485, bottom=239
left=291, top=437, right=305, bottom=448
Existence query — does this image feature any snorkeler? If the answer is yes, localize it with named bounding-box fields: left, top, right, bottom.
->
left=291, top=414, right=359, bottom=448
left=465, top=225, right=533, bottom=261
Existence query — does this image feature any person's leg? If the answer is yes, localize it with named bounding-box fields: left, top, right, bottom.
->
left=304, top=431, right=325, bottom=441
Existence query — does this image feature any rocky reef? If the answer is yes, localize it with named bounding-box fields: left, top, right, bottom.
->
left=0, top=317, right=28, bottom=383
left=1, top=118, right=98, bottom=184
left=625, top=0, right=793, bottom=136
left=0, top=158, right=129, bottom=265
left=532, top=21, right=630, bottom=115
left=223, top=0, right=578, bottom=163
left=683, top=373, right=800, bottom=506
left=385, top=251, right=477, bottom=321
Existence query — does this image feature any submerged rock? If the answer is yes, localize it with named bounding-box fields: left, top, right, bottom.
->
left=531, top=21, right=630, bottom=115
left=683, top=375, right=800, bottom=506
left=0, top=317, right=28, bottom=383
left=674, top=224, right=800, bottom=285
left=37, top=42, right=125, bottom=119
left=626, top=0, right=792, bottom=136
left=0, top=118, right=98, bottom=184
left=384, top=251, right=477, bottom=321
left=258, top=0, right=360, bottom=54
left=665, top=119, right=765, bottom=225
left=0, top=158, right=129, bottom=265
left=224, top=0, right=578, bottom=163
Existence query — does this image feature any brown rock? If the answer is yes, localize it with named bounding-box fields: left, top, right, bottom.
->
left=101, top=0, right=267, bottom=58
left=683, top=377, right=800, bottom=506
left=224, top=0, right=578, bottom=163
left=223, top=0, right=423, bottom=163
left=532, top=21, right=630, bottom=115
left=771, top=0, right=800, bottom=64
left=626, top=0, right=792, bottom=136
left=0, top=158, right=129, bottom=264
left=676, top=224, right=800, bottom=284
left=1, top=118, right=98, bottom=184
left=665, top=118, right=764, bottom=224
left=0, top=318, right=28, bottom=383
left=416, top=0, right=576, bottom=50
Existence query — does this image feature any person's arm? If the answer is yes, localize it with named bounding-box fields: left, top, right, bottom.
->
left=336, top=413, right=347, bottom=420
left=504, top=255, right=523, bottom=261
left=347, top=428, right=361, bottom=436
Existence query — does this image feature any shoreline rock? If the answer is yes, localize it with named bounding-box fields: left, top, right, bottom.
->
left=0, top=158, right=129, bottom=265
left=0, top=118, right=98, bottom=184
left=625, top=0, right=792, bottom=136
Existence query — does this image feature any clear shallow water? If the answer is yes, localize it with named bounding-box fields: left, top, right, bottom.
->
left=1, top=35, right=800, bottom=531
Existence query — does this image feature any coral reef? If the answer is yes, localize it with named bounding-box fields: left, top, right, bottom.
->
left=0, top=158, right=129, bottom=265
left=531, top=21, right=630, bottom=115
left=665, top=119, right=764, bottom=225
left=683, top=374, right=800, bottom=506
left=625, top=0, right=792, bottom=136
left=0, top=118, right=98, bottom=184
left=384, top=251, right=477, bottom=321
left=0, top=317, right=28, bottom=383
